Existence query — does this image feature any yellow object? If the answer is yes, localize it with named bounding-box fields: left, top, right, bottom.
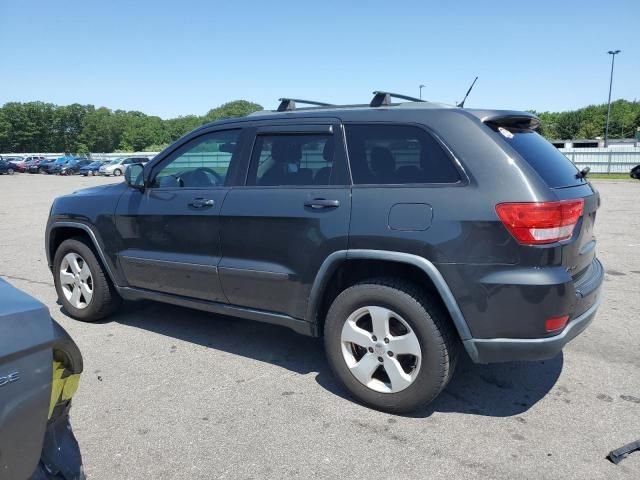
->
left=48, top=361, right=81, bottom=419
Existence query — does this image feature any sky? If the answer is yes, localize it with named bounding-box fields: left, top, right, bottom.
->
left=0, top=0, right=636, bottom=119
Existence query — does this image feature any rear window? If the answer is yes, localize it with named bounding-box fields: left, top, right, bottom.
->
left=493, top=127, right=584, bottom=188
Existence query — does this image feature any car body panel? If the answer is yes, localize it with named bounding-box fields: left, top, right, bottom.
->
left=0, top=280, right=54, bottom=479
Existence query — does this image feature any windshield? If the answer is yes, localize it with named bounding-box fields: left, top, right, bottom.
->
left=108, top=159, right=121, bottom=165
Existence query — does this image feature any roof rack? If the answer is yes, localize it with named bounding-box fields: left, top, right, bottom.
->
left=277, top=98, right=334, bottom=112
left=370, top=91, right=425, bottom=107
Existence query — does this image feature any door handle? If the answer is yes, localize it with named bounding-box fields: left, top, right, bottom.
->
left=304, top=198, right=340, bottom=209
left=189, top=198, right=215, bottom=208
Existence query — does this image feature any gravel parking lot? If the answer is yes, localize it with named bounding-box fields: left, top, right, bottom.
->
left=1, top=173, right=639, bottom=479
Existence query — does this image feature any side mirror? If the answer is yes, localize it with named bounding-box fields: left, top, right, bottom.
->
left=124, top=163, right=145, bottom=190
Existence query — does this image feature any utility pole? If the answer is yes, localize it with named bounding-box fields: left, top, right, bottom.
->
left=419, top=84, right=425, bottom=100
left=605, top=50, right=621, bottom=147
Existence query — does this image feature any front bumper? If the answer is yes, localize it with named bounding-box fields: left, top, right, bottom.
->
left=464, top=294, right=602, bottom=363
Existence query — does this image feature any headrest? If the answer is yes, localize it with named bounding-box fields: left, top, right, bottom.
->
left=322, top=140, right=334, bottom=162
left=370, top=146, right=395, bottom=174
left=271, top=139, right=302, bottom=164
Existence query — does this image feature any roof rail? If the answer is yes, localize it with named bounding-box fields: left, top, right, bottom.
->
left=277, top=98, right=334, bottom=112
left=370, top=91, right=425, bottom=107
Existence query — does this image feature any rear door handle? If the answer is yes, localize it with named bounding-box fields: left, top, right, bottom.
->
left=304, top=198, right=340, bottom=209
left=189, top=198, right=215, bottom=208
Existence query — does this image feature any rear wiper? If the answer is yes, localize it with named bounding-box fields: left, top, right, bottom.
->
left=576, top=166, right=590, bottom=179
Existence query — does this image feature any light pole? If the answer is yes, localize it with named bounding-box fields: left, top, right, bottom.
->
left=604, top=50, right=621, bottom=147
left=419, top=84, right=425, bottom=100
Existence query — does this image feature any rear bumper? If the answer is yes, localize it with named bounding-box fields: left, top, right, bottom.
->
left=464, top=294, right=602, bottom=363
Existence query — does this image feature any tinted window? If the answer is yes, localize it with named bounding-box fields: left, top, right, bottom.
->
left=345, top=124, right=460, bottom=185
left=493, top=127, right=583, bottom=188
left=152, top=129, right=240, bottom=188
left=248, top=134, right=334, bottom=186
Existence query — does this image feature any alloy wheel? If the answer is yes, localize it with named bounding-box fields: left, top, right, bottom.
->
left=59, top=252, right=94, bottom=309
left=341, top=306, right=422, bottom=393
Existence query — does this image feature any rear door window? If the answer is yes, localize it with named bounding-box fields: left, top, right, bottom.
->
left=247, top=134, right=336, bottom=186
left=492, top=127, right=584, bottom=188
left=344, top=124, right=461, bottom=185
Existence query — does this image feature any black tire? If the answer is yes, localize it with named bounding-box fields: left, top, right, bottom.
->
left=113, top=168, right=122, bottom=176
left=53, top=238, right=121, bottom=322
left=324, top=278, right=459, bottom=413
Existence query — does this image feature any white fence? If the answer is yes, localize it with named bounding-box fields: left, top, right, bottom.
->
left=559, top=148, right=640, bottom=173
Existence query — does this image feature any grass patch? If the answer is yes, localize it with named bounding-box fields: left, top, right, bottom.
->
left=588, top=173, right=634, bottom=180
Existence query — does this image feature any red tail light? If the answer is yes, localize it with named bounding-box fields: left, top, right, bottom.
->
left=545, top=315, right=569, bottom=332
left=495, top=199, right=584, bottom=245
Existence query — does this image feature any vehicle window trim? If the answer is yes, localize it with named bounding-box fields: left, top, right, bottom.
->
left=342, top=121, right=468, bottom=187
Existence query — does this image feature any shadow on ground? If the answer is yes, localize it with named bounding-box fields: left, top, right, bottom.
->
left=95, top=300, right=563, bottom=418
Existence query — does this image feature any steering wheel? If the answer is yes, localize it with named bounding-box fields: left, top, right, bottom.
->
left=190, top=167, right=223, bottom=186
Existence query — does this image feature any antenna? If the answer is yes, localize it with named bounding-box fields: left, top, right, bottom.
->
left=457, top=76, right=478, bottom=108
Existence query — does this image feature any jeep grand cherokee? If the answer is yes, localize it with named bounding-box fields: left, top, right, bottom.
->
left=45, top=93, right=604, bottom=412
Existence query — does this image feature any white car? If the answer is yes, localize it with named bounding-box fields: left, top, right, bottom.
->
left=98, top=157, right=149, bottom=176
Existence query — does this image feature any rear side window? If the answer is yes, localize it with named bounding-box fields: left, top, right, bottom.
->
left=492, top=127, right=583, bottom=188
left=345, top=124, right=461, bottom=185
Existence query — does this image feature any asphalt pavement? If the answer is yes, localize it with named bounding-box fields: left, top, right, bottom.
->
left=0, top=173, right=638, bottom=479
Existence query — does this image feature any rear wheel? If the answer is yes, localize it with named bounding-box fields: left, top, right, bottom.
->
left=53, top=238, right=121, bottom=321
left=324, top=278, right=458, bottom=413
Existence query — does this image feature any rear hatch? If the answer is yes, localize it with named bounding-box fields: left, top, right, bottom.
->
left=487, top=117, right=601, bottom=308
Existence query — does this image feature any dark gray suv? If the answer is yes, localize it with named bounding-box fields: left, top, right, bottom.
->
left=46, top=94, right=604, bottom=412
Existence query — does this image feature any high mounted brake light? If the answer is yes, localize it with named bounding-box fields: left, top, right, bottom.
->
left=495, top=199, right=584, bottom=245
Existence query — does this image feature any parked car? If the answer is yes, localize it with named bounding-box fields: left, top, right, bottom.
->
left=59, top=159, right=92, bottom=176
left=630, top=164, right=640, bottom=179
left=3, top=155, right=25, bottom=166
left=0, top=278, right=84, bottom=479
left=37, top=156, right=75, bottom=174
left=14, top=156, right=47, bottom=173
left=46, top=94, right=604, bottom=413
left=98, top=157, right=149, bottom=177
left=79, top=160, right=109, bottom=176
left=0, top=159, right=16, bottom=175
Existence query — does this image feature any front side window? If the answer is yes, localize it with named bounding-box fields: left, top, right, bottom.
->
left=151, top=130, right=240, bottom=188
left=247, top=134, right=335, bottom=186
left=345, top=124, right=461, bottom=185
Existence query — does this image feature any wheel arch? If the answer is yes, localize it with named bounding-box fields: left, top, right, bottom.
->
left=307, top=250, right=473, bottom=343
left=47, top=222, right=119, bottom=287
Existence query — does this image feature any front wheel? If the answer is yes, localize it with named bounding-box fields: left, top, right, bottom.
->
left=324, top=278, right=458, bottom=413
left=8, top=168, right=14, bottom=175
left=113, top=169, right=122, bottom=176
left=53, top=238, right=121, bottom=321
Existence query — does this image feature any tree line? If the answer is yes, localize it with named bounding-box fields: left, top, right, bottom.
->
left=1, top=98, right=638, bottom=154
left=0, top=100, right=262, bottom=153
left=532, top=99, right=639, bottom=140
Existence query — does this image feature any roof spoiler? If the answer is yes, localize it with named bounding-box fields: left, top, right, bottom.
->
left=481, top=113, right=541, bottom=131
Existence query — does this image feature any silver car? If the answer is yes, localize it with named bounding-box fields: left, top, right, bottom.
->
left=98, top=157, right=149, bottom=177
